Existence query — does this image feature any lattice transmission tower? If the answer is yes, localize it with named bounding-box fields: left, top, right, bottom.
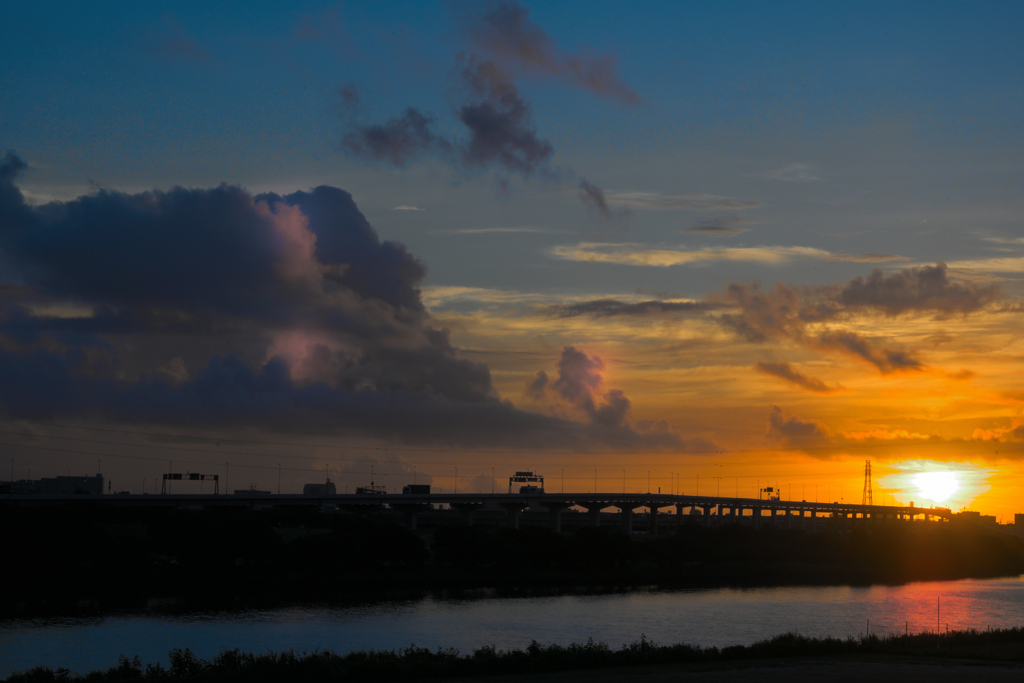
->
left=861, top=460, right=873, bottom=506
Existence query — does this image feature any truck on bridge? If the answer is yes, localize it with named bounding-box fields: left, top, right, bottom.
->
left=508, top=471, right=545, bottom=494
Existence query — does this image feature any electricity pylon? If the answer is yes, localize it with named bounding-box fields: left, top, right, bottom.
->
left=862, top=460, right=873, bottom=506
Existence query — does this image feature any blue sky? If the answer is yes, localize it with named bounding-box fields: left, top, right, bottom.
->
left=3, top=2, right=1024, bottom=512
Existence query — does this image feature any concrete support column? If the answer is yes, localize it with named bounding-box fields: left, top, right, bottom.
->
left=675, top=504, right=685, bottom=528
left=622, top=507, right=634, bottom=534
left=542, top=503, right=572, bottom=533
left=499, top=502, right=526, bottom=529
left=391, top=503, right=431, bottom=531
left=579, top=503, right=606, bottom=527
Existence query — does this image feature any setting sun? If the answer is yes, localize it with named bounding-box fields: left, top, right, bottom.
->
left=913, top=471, right=959, bottom=504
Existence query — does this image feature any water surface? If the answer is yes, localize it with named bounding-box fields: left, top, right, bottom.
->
left=3, top=576, right=1023, bottom=677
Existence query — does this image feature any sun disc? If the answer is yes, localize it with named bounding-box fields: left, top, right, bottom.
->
left=913, top=471, right=959, bottom=503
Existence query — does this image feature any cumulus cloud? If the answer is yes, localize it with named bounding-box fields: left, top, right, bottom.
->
left=767, top=405, right=831, bottom=449
left=533, top=347, right=639, bottom=430
left=459, top=1, right=640, bottom=104
left=755, top=361, right=842, bottom=394
left=0, top=153, right=677, bottom=450
left=525, top=347, right=690, bottom=448
left=838, top=263, right=1000, bottom=316
left=713, top=282, right=926, bottom=374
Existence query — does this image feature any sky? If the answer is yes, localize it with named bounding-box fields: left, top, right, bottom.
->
left=2, top=1, right=1024, bottom=518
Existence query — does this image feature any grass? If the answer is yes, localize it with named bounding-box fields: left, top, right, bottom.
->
left=6, top=626, right=1024, bottom=682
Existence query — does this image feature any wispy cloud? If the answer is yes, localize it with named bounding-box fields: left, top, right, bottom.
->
left=947, top=256, right=1024, bottom=273
left=139, top=16, right=211, bottom=63
left=755, top=361, right=844, bottom=394
left=430, top=226, right=549, bottom=234
left=600, top=191, right=761, bottom=211
left=393, top=205, right=425, bottom=211
left=421, top=285, right=552, bottom=307
left=686, top=213, right=751, bottom=236
left=758, top=163, right=820, bottom=182
left=547, top=243, right=909, bottom=267
left=578, top=179, right=630, bottom=225
left=458, top=1, right=641, bottom=105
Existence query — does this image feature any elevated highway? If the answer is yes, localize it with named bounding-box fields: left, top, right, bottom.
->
left=0, top=491, right=951, bottom=533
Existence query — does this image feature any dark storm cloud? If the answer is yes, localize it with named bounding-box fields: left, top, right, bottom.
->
left=0, top=153, right=678, bottom=450
left=755, top=361, right=841, bottom=394
left=838, top=263, right=999, bottom=316
left=551, top=298, right=715, bottom=318
left=459, top=1, right=641, bottom=104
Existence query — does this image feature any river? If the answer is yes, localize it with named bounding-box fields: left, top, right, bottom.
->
left=3, top=576, right=1024, bottom=677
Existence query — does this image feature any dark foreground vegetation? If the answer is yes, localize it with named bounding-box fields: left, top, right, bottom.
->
left=3, top=504, right=1024, bottom=617
left=7, top=627, right=1024, bottom=682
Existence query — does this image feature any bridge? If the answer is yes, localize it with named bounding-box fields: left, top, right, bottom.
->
left=0, top=491, right=951, bottom=533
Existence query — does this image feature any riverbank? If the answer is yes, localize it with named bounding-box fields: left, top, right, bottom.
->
left=5, top=628, right=1024, bottom=682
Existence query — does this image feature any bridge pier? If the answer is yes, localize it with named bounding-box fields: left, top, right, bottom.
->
left=617, top=503, right=643, bottom=534
left=391, top=503, right=431, bottom=530
left=648, top=502, right=668, bottom=535
left=541, top=502, right=572, bottom=533
left=579, top=502, right=608, bottom=527
left=499, top=502, right=527, bottom=529
left=451, top=502, right=484, bottom=526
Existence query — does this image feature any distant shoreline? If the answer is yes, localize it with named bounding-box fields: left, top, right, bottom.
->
left=5, top=504, right=1024, bottom=619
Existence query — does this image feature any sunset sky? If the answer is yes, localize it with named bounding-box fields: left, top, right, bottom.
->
left=3, top=1, right=1023, bottom=518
